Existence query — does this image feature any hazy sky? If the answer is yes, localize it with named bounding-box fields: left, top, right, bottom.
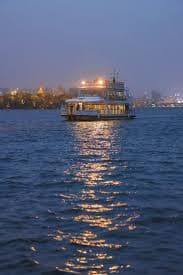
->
left=0, top=0, right=183, bottom=94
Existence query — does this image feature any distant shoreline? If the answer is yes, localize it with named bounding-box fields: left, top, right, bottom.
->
left=0, top=91, right=70, bottom=109
left=1, top=106, right=183, bottom=110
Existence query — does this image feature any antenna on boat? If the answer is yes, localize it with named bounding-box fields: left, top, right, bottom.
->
left=111, top=69, right=120, bottom=82
left=116, top=71, right=119, bottom=82
left=110, top=69, right=116, bottom=84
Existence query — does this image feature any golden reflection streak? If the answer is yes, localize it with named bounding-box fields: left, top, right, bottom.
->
left=55, top=122, right=137, bottom=274
left=70, top=230, right=123, bottom=249
left=74, top=122, right=115, bottom=160
left=79, top=202, right=128, bottom=213
left=79, top=204, right=113, bottom=213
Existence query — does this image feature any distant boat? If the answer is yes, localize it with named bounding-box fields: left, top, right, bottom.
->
left=61, top=75, right=135, bottom=121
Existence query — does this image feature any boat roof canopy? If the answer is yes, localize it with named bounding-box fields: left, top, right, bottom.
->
left=65, top=96, right=104, bottom=103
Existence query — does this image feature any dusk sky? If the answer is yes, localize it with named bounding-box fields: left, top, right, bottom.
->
left=0, top=0, right=183, bottom=95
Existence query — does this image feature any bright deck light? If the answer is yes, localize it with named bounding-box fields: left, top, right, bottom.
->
left=81, top=80, right=86, bottom=85
left=98, top=79, right=104, bottom=85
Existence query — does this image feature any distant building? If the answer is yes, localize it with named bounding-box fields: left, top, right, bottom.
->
left=9, top=89, right=18, bottom=96
left=151, top=90, right=161, bottom=101
left=0, top=88, right=9, bottom=95
left=160, top=96, right=177, bottom=105
left=134, top=97, right=148, bottom=107
left=36, top=87, right=45, bottom=96
left=174, top=93, right=183, bottom=103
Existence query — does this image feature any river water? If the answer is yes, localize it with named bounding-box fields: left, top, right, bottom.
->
left=0, top=108, right=183, bottom=274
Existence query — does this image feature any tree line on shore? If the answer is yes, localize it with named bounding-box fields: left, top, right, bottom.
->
left=0, top=88, right=72, bottom=109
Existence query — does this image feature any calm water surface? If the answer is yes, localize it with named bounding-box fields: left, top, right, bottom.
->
left=0, top=108, right=183, bottom=275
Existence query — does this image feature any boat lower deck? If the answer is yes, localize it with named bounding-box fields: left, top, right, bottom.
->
left=61, top=114, right=136, bottom=121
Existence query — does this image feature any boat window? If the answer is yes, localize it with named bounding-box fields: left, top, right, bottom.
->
left=69, top=104, right=74, bottom=113
left=76, top=102, right=83, bottom=111
left=125, top=104, right=129, bottom=112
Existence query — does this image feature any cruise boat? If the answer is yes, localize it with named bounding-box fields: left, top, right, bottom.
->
left=61, top=75, right=135, bottom=121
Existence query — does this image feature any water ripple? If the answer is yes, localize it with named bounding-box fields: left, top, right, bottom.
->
left=1, top=109, right=183, bottom=274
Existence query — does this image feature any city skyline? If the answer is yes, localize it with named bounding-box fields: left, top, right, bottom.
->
left=0, top=0, right=183, bottom=95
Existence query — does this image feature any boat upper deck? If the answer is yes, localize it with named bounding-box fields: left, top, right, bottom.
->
left=65, top=96, right=132, bottom=105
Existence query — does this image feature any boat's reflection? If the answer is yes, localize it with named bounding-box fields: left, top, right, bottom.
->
left=54, top=121, right=138, bottom=274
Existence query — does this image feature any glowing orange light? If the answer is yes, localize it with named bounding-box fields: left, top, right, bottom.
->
left=98, top=79, right=104, bottom=85
left=81, top=80, right=86, bottom=85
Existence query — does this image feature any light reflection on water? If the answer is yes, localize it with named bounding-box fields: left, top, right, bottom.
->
left=53, top=121, right=139, bottom=274
left=2, top=109, right=183, bottom=274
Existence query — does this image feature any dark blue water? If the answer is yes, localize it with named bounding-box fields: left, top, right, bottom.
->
left=0, top=108, right=183, bottom=275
